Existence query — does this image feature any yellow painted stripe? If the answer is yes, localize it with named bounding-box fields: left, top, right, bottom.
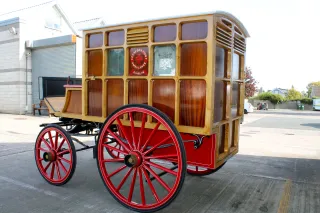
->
left=277, top=179, right=292, bottom=213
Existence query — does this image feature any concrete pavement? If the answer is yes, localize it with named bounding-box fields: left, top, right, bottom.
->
left=0, top=111, right=319, bottom=213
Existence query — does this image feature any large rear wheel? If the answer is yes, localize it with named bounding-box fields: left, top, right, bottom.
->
left=96, top=104, right=186, bottom=212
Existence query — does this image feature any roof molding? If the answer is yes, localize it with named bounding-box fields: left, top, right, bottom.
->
left=79, top=10, right=249, bottom=37
left=53, top=4, right=80, bottom=37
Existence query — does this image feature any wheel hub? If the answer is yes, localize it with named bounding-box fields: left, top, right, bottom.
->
left=124, top=152, right=142, bottom=167
left=43, top=150, right=56, bottom=162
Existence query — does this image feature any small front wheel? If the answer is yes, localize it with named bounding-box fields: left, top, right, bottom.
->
left=96, top=104, right=186, bottom=212
left=34, top=124, right=77, bottom=186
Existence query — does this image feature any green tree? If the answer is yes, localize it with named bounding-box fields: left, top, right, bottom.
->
left=306, top=81, right=320, bottom=97
left=286, top=85, right=302, bottom=100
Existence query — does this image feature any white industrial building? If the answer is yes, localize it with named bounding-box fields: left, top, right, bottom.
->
left=0, top=0, right=105, bottom=115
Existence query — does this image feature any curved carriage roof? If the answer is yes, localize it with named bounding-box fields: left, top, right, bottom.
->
left=82, top=10, right=250, bottom=38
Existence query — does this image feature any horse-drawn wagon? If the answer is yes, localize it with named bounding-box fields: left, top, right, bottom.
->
left=35, top=11, right=249, bottom=212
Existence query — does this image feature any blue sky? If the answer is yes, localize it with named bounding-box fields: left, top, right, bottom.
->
left=1, top=0, right=319, bottom=92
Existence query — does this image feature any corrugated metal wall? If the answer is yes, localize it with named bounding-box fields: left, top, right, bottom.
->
left=31, top=44, right=76, bottom=104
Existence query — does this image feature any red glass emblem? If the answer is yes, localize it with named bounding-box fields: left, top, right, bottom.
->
left=129, top=47, right=148, bottom=76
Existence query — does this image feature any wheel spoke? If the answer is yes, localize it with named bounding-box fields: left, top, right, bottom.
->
left=103, top=158, right=124, bottom=163
left=144, top=161, right=177, bottom=176
left=129, top=112, right=137, bottom=149
left=57, top=159, right=68, bottom=174
left=144, top=165, right=171, bottom=192
left=41, top=138, right=52, bottom=150
left=137, top=113, right=147, bottom=150
left=108, top=165, right=127, bottom=178
left=144, top=154, right=177, bottom=160
left=54, top=132, right=59, bottom=150
left=48, top=131, right=54, bottom=149
left=58, top=157, right=71, bottom=165
left=128, top=168, right=138, bottom=202
left=141, top=167, right=160, bottom=202
left=143, top=136, right=172, bottom=155
left=50, top=162, right=55, bottom=180
left=37, top=147, right=49, bottom=152
left=44, top=161, right=52, bottom=172
left=115, top=118, right=134, bottom=150
left=140, top=122, right=161, bottom=152
left=55, top=162, right=61, bottom=179
left=107, top=129, right=131, bottom=153
left=116, top=168, right=133, bottom=192
left=103, top=143, right=128, bottom=155
left=57, top=149, right=71, bottom=156
left=56, top=139, right=66, bottom=151
left=138, top=168, right=146, bottom=205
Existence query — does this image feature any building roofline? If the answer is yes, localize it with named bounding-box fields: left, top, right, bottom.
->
left=53, top=4, right=79, bottom=37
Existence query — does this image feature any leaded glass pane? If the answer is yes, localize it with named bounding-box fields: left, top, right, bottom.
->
left=107, top=48, right=124, bottom=76
left=153, top=45, right=176, bottom=76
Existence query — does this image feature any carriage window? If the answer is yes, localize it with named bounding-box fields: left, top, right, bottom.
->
left=181, top=21, right=208, bottom=40
left=88, top=79, right=102, bottom=117
left=154, top=24, right=176, bottom=42
left=153, top=45, right=176, bottom=76
left=152, top=80, right=175, bottom=122
left=214, top=80, right=225, bottom=123
left=232, top=53, right=240, bottom=79
left=88, top=50, right=102, bottom=76
left=215, top=46, right=227, bottom=78
left=107, top=30, right=124, bottom=46
left=107, top=48, right=124, bottom=76
left=129, top=47, right=149, bottom=76
left=180, top=43, right=207, bottom=76
left=179, top=80, right=206, bottom=127
left=231, top=82, right=239, bottom=117
left=88, top=33, right=103, bottom=48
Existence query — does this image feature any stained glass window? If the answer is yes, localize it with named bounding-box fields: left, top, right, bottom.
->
left=232, top=53, right=240, bottom=79
left=107, top=48, right=124, bottom=76
left=153, top=45, right=176, bottom=76
left=154, top=25, right=176, bottom=42
left=107, top=30, right=124, bottom=46
left=129, top=47, right=148, bottom=76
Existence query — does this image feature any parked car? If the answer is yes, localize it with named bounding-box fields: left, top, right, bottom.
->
left=244, top=102, right=254, bottom=114
left=313, top=99, right=320, bottom=111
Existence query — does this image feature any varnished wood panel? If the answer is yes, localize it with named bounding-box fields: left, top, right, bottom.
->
left=231, top=82, right=239, bottom=118
left=88, top=33, right=103, bottom=48
left=215, top=46, right=228, bottom=78
left=128, top=79, right=148, bottom=105
left=88, top=80, right=102, bottom=116
left=66, top=90, right=82, bottom=114
left=88, top=50, right=102, bottom=76
left=219, top=124, right=226, bottom=154
left=152, top=80, right=175, bottom=122
left=181, top=21, right=208, bottom=40
left=154, top=24, right=176, bottom=42
left=179, top=80, right=206, bottom=127
left=214, top=80, right=226, bottom=123
left=107, top=79, right=124, bottom=115
left=180, top=43, right=207, bottom=76
left=107, top=30, right=124, bottom=46
left=128, top=79, right=148, bottom=120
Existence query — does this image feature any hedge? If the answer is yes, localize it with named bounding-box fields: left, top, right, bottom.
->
left=251, top=93, right=318, bottom=105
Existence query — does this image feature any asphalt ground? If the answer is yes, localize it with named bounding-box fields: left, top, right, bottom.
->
left=0, top=110, right=319, bottom=213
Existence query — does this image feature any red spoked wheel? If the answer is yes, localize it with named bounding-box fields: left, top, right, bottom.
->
left=186, top=162, right=226, bottom=176
left=34, top=124, right=76, bottom=186
left=96, top=104, right=186, bottom=212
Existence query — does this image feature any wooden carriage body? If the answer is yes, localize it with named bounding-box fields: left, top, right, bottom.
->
left=45, top=11, right=249, bottom=170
